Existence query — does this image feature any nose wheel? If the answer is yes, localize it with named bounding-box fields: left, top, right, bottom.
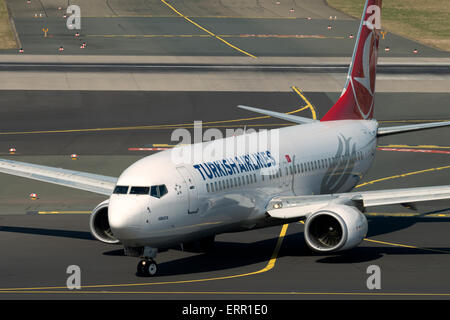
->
left=137, top=259, right=158, bottom=277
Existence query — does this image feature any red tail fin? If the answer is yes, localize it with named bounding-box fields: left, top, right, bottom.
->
left=321, top=0, right=382, bottom=121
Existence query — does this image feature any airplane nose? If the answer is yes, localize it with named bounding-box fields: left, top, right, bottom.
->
left=108, top=196, right=144, bottom=241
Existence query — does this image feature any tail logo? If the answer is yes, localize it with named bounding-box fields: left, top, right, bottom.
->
left=351, top=31, right=378, bottom=119
left=320, top=135, right=358, bottom=194
left=350, top=3, right=381, bottom=120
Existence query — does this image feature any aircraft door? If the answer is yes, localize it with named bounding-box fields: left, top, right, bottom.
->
left=280, top=157, right=292, bottom=189
left=176, top=166, right=199, bottom=214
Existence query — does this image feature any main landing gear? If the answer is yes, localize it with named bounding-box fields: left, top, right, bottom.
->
left=136, top=246, right=158, bottom=277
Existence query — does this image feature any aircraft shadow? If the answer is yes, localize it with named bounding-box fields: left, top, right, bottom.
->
left=136, top=230, right=450, bottom=277
left=1, top=215, right=447, bottom=243
left=367, top=215, right=450, bottom=237
left=2, top=215, right=449, bottom=276
left=0, top=226, right=93, bottom=240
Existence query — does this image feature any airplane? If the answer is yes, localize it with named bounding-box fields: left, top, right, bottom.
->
left=1, top=0, right=450, bottom=277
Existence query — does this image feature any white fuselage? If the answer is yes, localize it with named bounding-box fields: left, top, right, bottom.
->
left=108, top=120, right=378, bottom=248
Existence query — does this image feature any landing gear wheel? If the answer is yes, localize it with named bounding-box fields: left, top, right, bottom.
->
left=137, top=259, right=158, bottom=277
left=146, top=259, right=157, bottom=276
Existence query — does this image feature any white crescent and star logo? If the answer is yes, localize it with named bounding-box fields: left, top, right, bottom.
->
left=350, top=27, right=378, bottom=119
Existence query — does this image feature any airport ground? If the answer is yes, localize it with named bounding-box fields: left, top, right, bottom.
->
left=0, top=0, right=449, bottom=300
left=0, top=89, right=449, bottom=299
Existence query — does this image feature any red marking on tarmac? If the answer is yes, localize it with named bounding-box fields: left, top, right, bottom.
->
left=239, top=34, right=327, bottom=39
left=377, top=148, right=450, bottom=155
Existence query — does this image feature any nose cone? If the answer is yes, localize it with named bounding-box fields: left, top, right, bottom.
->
left=108, top=195, right=145, bottom=242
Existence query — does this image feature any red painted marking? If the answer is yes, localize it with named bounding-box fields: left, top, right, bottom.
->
left=377, top=148, right=450, bottom=155
left=239, top=34, right=327, bottom=39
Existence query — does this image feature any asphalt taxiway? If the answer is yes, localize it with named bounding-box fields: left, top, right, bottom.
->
left=0, top=90, right=449, bottom=299
left=4, top=0, right=448, bottom=57
left=0, top=0, right=449, bottom=300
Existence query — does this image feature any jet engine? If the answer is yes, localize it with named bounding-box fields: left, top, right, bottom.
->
left=304, top=205, right=367, bottom=252
left=89, top=200, right=120, bottom=244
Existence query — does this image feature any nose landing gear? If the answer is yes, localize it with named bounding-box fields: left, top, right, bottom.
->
left=137, top=259, right=157, bottom=277
left=136, top=246, right=158, bottom=277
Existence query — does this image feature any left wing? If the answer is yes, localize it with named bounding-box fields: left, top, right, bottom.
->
left=267, top=185, right=450, bottom=219
left=0, top=158, right=117, bottom=196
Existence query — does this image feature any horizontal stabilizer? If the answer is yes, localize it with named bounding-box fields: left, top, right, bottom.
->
left=237, top=105, right=316, bottom=124
left=378, top=121, right=450, bottom=136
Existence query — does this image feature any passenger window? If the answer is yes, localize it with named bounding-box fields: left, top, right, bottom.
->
left=211, top=183, right=215, bottom=192
left=113, top=185, right=129, bottom=194
left=206, top=184, right=210, bottom=192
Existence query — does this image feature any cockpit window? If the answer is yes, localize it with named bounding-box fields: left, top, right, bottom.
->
left=159, top=185, right=168, bottom=197
left=150, top=185, right=168, bottom=199
left=130, top=186, right=150, bottom=195
left=113, top=185, right=129, bottom=194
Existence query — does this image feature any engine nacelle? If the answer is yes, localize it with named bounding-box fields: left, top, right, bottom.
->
left=89, top=200, right=120, bottom=244
left=304, top=205, right=367, bottom=252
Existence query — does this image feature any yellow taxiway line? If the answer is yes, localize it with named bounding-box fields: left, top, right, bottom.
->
left=160, top=0, right=257, bottom=59
left=363, top=238, right=450, bottom=254
left=0, top=95, right=312, bottom=136
left=0, top=224, right=289, bottom=292
left=291, top=86, right=317, bottom=120
left=87, top=34, right=344, bottom=39
left=1, top=290, right=450, bottom=296
left=355, top=165, right=450, bottom=188
left=37, top=211, right=91, bottom=215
